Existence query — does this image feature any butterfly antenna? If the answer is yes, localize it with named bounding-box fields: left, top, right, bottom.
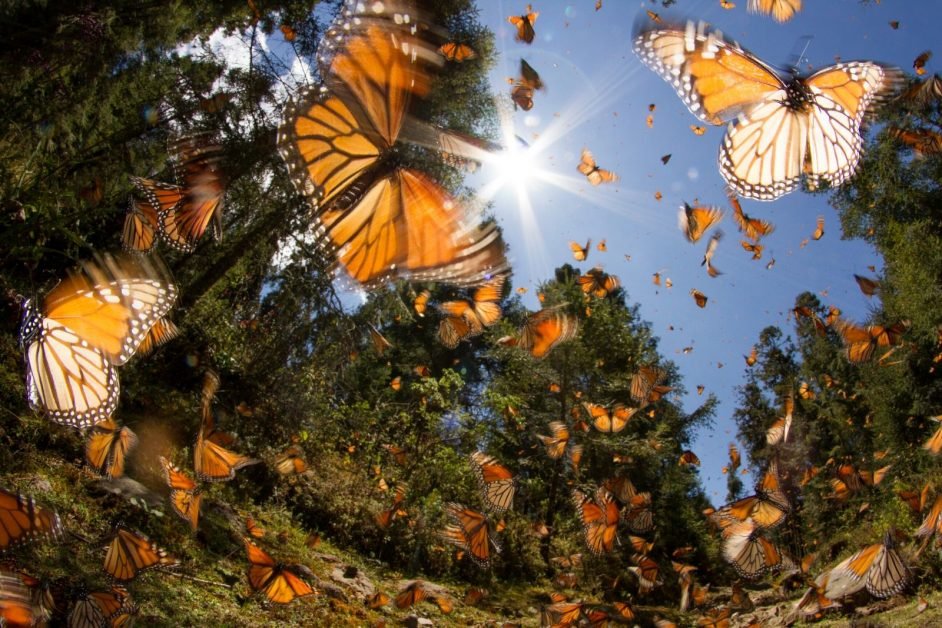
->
left=788, top=36, right=814, bottom=72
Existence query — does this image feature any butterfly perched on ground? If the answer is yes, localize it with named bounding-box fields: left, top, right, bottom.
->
left=508, top=5, right=538, bottom=43
left=68, top=585, right=138, bottom=628
left=243, top=538, right=315, bottom=604
left=278, top=24, right=507, bottom=287
left=747, top=0, right=802, bottom=22
left=635, top=21, right=903, bottom=200
left=469, top=452, right=515, bottom=513
left=572, top=487, right=620, bottom=555
left=85, top=418, right=138, bottom=479
left=827, top=530, right=911, bottom=598
left=103, top=526, right=178, bottom=582
left=17, top=254, right=177, bottom=429
left=577, top=148, right=618, bottom=185
left=160, top=457, right=202, bottom=532
left=439, top=503, right=500, bottom=567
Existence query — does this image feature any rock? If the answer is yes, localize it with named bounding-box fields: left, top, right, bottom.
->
left=402, top=616, right=433, bottom=627
left=331, top=565, right=375, bottom=599
left=89, top=477, right=163, bottom=509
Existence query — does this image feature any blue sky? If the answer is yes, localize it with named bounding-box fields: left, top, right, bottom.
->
left=463, top=0, right=941, bottom=503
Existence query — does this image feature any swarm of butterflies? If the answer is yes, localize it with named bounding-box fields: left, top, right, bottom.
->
left=6, top=0, right=942, bottom=625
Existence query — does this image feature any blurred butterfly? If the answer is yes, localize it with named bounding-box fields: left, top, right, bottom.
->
left=508, top=5, right=538, bottom=44
left=630, top=365, right=671, bottom=404
left=137, top=317, right=179, bottom=357
left=635, top=21, right=902, bottom=200
left=395, top=581, right=427, bottom=609
left=628, top=554, right=661, bottom=593
left=18, top=254, right=177, bottom=428
left=813, top=215, right=825, bottom=240
left=646, top=10, right=662, bottom=23
left=68, top=585, right=137, bottom=628
left=278, top=25, right=507, bottom=287
left=438, top=42, right=476, bottom=62
left=274, top=445, right=308, bottom=476
left=832, top=317, right=907, bottom=363
left=854, top=274, right=880, bottom=297
left=577, top=267, right=619, bottom=298
left=537, top=421, right=570, bottom=459
left=572, top=488, right=620, bottom=555
left=597, top=239, right=607, bottom=252
left=515, top=306, right=580, bottom=359
left=766, top=395, right=793, bottom=445
left=367, top=591, right=390, bottom=609
left=916, top=495, right=942, bottom=538
left=584, top=402, right=635, bottom=434
left=438, top=276, right=505, bottom=348
left=439, top=503, right=500, bottom=567
left=367, top=324, right=393, bottom=356
left=741, top=241, right=764, bottom=260
left=720, top=0, right=735, bottom=9
left=413, top=290, right=430, bottom=317
left=702, top=231, right=723, bottom=277
left=569, top=239, right=591, bottom=261
left=104, top=526, right=178, bottom=582
left=914, top=50, right=932, bottom=76
left=577, top=148, right=618, bottom=185
left=690, top=289, right=708, bottom=308
left=747, top=0, right=801, bottom=22
left=194, top=417, right=260, bottom=483
left=245, top=516, right=266, bottom=539
left=160, top=457, right=202, bottom=532
left=890, top=127, right=942, bottom=157
left=85, top=418, right=137, bottom=479
left=0, top=488, right=61, bottom=551
left=280, top=23, right=296, bottom=42
left=678, top=450, right=701, bottom=466
left=244, top=538, right=314, bottom=604
left=902, top=74, right=942, bottom=105
left=691, top=125, right=706, bottom=135
left=730, top=194, right=774, bottom=240
left=678, top=203, right=723, bottom=243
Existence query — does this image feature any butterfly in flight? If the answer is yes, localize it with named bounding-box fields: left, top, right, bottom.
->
left=508, top=5, right=538, bottom=44
left=577, top=148, right=618, bottom=185
left=635, top=21, right=902, bottom=200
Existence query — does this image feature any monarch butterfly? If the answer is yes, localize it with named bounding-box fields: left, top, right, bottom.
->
left=567, top=443, right=584, bottom=475
left=914, top=51, right=932, bottom=76
left=577, top=267, right=619, bottom=298
left=716, top=464, right=789, bottom=529
left=569, top=239, right=591, bottom=262
left=541, top=601, right=584, bottom=626
left=916, top=495, right=942, bottom=539
left=721, top=518, right=782, bottom=579
left=517, top=306, right=580, bottom=359
left=438, top=42, right=476, bottom=62
left=159, top=457, right=202, bottom=532
left=832, top=317, right=907, bottom=363
left=690, top=289, right=708, bottom=308
left=278, top=25, right=508, bottom=288
left=68, top=585, right=137, bottom=628
left=243, top=538, right=315, bottom=604
left=18, top=254, right=177, bottom=429
left=0, top=488, right=61, bottom=552
left=431, top=595, right=453, bottom=614
left=891, top=127, right=942, bottom=157
left=702, top=231, right=723, bottom=277
left=678, top=450, right=701, bottom=466
left=902, top=74, right=942, bottom=105
left=602, top=475, right=639, bottom=504
left=766, top=394, right=793, bottom=445
left=698, top=607, right=732, bottom=628
left=274, top=445, right=308, bottom=476
left=830, top=531, right=911, bottom=598
left=897, top=483, right=931, bottom=515
left=469, top=452, right=515, bottom=513
left=136, top=317, right=179, bottom=357
left=103, top=526, right=178, bottom=582
left=245, top=516, right=266, bottom=539
left=85, top=418, right=138, bottom=479
left=367, top=324, right=392, bottom=356
left=634, top=22, right=902, bottom=200
left=438, top=277, right=505, bottom=348
left=730, top=194, right=775, bottom=240
left=412, top=290, right=430, bottom=317
left=510, top=83, right=534, bottom=111
left=678, top=203, right=723, bottom=243
left=122, top=196, right=159, bottom=253
left=577, top=148, right=618, bottom=185
left=629, top=554, right=661, bottom=593
left=0, top=568, right=36, bottom=627
left=507, top=5, right=538, bottom=44
left=747, top=0, right=802, bottom=22
left=572, top=488, right=620, bottom=555
left=812, top=215, right=825, bottom=241
left=439, top=503, right=499, bottom=567
left=394, top=581, right=427, bottom=609
left=194, top=421, right=260, bottom=483
left=536, top=421, right=570, bottom=460
left=625, top=491, right=655, bottom=533
left=630, top=365, right=670, bottom=405
left=584, top=402, right=634, bottom=434
left=367, top=591, right=390, bottom=609
left=160, top=133, right=226, bottom=252
left=924, top=415, right=942, bottom=455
